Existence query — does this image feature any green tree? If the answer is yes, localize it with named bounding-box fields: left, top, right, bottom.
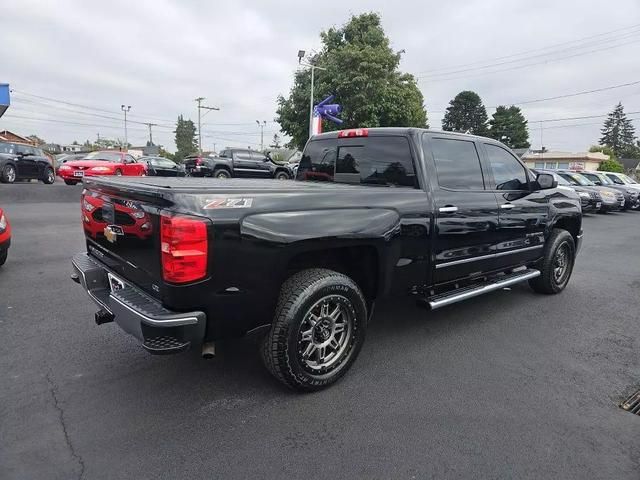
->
left=276, top=12, right=428, bottom=150
left=488, top=105, right=530, bottom=148
left=442, top=91, right=489, bottom=136
left=174, top=115, right=197, bottom=160
left=589, top=145, right=617, bottom=160
left=598, top=159, right=624, bottom=173
left=599, top=102, right=636, bottom=157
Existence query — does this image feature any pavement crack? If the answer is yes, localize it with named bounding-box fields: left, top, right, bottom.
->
left=46, top=372, right=86, bottom=480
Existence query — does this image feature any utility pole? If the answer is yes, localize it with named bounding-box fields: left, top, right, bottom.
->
left=121, top=105, right=131, bottom=151
left=145, top=123, right=156, bottom=145
left=195, top=97, right=220, bottom=153
left=256, top=120, right=266, bottom=151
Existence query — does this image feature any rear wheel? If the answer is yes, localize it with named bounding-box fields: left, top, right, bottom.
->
left=64, top=179, right=78, bottom=186
left=42, top=167, right=56, bottom=184
left=261, top=268, right=367, bottom=392
left=1, top=164, right=16, bottom=183
left=529, top=229, right=575, bottom=294
left=214, top=169, right=230, bottom=179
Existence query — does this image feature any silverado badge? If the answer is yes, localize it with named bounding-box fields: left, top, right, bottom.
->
left=104, top=225, right=124, bottom=243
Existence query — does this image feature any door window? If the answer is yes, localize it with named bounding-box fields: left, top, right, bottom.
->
left=430, top=137, right=485, bottom=190
left=485, top=144, right=529, bottom=191
left=234, top=151, right=253, bottom=161
left=16, top=145, right=36, bottom=155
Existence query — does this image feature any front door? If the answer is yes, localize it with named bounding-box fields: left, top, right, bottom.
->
left=480, top=142, right=547, bottom=267
left=423, top=134, right=500, bottom=284
left=232, top=151, right=256, bottom=177
left=14, top=145, right=38, bottom=178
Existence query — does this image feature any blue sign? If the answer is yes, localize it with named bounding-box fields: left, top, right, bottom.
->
left=0, top=84, right=9, bottom=118
left=314, top=95, right=343, bottom=125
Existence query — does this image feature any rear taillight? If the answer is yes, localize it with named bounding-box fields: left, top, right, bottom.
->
left=160, top=214, right=208, bottom=283
left=338, top=128, right=368, bottom=138
left=196, top=158, right=203, bottom=166
left=0, top=210, right=6, bottom=233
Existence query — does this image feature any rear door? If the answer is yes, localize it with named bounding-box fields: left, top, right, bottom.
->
left=231, top=151, right=255, bottom=177
left=423, top=134, right=500, bottom=284
left=480, top=142, right=547, bottom=267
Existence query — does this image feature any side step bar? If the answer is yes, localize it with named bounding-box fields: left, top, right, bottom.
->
left=422, top=269, right=541, bottom=311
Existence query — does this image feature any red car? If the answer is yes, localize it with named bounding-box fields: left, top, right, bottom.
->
left=0, top=207, right=11, bottom=266
left=58, top=151, right=146, bottom=185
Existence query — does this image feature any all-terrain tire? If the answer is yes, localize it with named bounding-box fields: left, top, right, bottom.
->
left=261, top=268, right=367, bottom=392
left=529, top=229, right=575, bottom=294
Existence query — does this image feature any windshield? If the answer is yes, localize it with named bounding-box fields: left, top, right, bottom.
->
left=619, top=174, right=637, bottom=184
left=582, top=172, right=611, bottom=185
left=559, top=172, right=593, bottom=186
left=83, top=151, right=122, bottom=162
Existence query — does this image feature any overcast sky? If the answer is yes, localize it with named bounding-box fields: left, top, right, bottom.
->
left=2, top=0, right=640, bottom=153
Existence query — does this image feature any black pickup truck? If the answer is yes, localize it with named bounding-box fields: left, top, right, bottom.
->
left=184, top=149, right=293, bottom=180
left=72, top=128, right=582, bottom=391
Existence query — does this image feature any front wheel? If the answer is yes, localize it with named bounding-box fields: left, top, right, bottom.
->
left=42, top=167, right=56, bottom=184
left=529, top=229, right=576, bottom=294
left=274, top=171, right=290, bottom=180
left=1, top=164, right=16, bottom=184
left=261, top=268, right=367, bottom=392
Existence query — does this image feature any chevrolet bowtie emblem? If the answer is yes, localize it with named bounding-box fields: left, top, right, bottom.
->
left=104, top=225, right=123, bottom=243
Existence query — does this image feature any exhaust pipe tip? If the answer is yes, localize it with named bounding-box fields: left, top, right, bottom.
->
left=201, top=342, right=216, bottom=359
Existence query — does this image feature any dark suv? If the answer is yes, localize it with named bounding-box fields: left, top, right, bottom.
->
left=184, top=149, right=292, bottom=179
left=0, top=142, right=56, bottom=184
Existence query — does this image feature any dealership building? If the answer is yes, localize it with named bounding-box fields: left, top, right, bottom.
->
left=521, top=150, right=609, bottom=171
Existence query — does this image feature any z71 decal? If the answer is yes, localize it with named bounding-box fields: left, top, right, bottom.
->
left=203, top=198, right=253, bottom=209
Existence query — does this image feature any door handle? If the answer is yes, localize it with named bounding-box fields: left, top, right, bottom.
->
left=438, top=206, right=458, bottom=213
left=500, top=203, right=516, bottom=209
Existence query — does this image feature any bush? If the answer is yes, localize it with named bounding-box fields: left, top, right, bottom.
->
left=598, top=159, right=624, bottom=173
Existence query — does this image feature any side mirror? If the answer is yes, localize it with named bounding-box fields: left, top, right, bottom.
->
left=536, top=173, right=557, bottom=190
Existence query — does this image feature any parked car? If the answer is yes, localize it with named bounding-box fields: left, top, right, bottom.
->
left=0, top=207, right=10, bottom=266
left=579, top=170, right=639, bottom=210
left=138, top=156, right=185, bottom=177
left=531, top=169, right=602, bottom=213
left=55, top=153, right=87, bottom=173
left=58, top=151, right=146, bottom=185
left=556, top=170, right=624, bottom=212
left=184, top=149, right=293, bottom=179
left=72, top=128, right=582, bottom=391
left=601, top=171, right=640, bottom=208
left=0, top=142, right=56, bottom=184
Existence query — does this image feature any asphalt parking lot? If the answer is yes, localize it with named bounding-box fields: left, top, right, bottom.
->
left=1, top=181, right=639, bottom=479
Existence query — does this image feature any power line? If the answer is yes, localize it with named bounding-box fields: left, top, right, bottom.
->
left=501, top=80, right=640, bottom=107
left=414, top=23, right=640, bottom=76
left=417, top=36, right=640, bottom=82
left=529, top=110, right=640, bottom=124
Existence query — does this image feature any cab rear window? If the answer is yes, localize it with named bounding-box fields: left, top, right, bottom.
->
left=297, top=137, right=417, bottom=187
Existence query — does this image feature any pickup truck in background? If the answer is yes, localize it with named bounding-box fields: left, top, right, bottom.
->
left=183, top=149, right=293, bottom=179
left=72, top=128, right=582, bottom=391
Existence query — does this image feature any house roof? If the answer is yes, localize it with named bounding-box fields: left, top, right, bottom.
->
left=0, top=130, right=33, bottom=144
left=522, top=151, right=609, bottom=162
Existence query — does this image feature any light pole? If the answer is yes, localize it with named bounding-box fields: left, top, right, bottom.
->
left=298, top=50, right=326, bottom=138
left=195, top=97, right=220, bottom=153
left=256, top=120, right=266, bottom=151
left=121, top=105, right=131, bottom=150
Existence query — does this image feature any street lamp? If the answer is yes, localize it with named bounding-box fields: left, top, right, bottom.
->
left=256, top=120, right=266, bottom=151
left=298, top=50, right=326, bottom=137
left=121, top=105, right=131, bottom=151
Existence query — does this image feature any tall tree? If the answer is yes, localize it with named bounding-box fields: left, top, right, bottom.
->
left=442, top=91, right=489, bottom=136
left=174, top=115, right=197, bottom=160
left=599, top=102, right=636, bottom=158
left=276, top=12, right=428, bottom=150
left=488, top=105, right=530, bottom=148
